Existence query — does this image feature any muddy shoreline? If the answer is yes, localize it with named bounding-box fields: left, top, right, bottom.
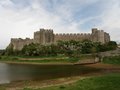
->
left=0, top=63, right=120, bottom=90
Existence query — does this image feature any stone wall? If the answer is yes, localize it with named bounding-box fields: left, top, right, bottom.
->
left=54, top=33, right=91, bottom=42
left=34, top=29, right=54, bottom=44
left=9, top=28, right=110, bottom=50
left=10, top=38, right=33, bottom=50
left=54, top=28, right=110, bottom=44
left=91, top=28, right=110, bottom=44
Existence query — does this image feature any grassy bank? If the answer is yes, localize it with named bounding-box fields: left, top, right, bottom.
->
left=0, top=56, right=77, bottom=63
left=102, top=56, right=120, bottom=65
left=0, top=54, right=94, bottom=64
left=23, top=73, right=120, bottom=90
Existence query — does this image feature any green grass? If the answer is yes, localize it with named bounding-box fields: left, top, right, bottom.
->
left=23, top=73, right=120, bottom=90
left=0, top=58, right=70, bottom=63
left=0, top=55, right=79, bottom=63
left=0, top=54, right=94, bottom=63
left=0, top=55, right=65, bottom=60
left=18, top=54, right=66, bottom=58
left=102, top=56, right=120, bottom=65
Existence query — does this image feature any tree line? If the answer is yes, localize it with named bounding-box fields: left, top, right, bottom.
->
left=4, top=40, right=117, bottom=56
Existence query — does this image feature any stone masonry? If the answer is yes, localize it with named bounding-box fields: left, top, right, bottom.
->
left=9, top=28, right=110, bottom=50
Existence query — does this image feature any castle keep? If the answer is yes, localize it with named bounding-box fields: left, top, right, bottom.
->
left=10, top=28, right=110, bottom=50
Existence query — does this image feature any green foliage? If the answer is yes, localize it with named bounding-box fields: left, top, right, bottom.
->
left=68, top=57, right=79, bottom=62
left=107, top=41, right=117, bottom=50
left=21, top=40, right=118, bottom=57
left=23, top=73, right=120, bottom=90
left=5, top=44, right=21, bottom=56
left=103, top=56, right=120, bottom=65
left=0, top=49, right=5, bottom=55
left=22, top=43, right=39, bottom=56
left=0, top=56, right=19, bottom=60
left=81, top=40, right=94, bottom=54
left=99, top=41, right=117, bottom=52
left=59, top=85, right=66, bottom=89
left=23, top=88, right=32, bottom=90
left=5, top=44, right=14, bottom=55
left=4, top=40, right=117, bottom=58
left=22, top=43, right=59, bottom=56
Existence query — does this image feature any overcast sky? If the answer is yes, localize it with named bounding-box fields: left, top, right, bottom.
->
left=0, top=0, right=120, bottom=49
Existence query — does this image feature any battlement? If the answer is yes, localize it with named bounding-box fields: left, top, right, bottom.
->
left=54, top=33, right=92, bottom=42
left=40, top=28, right=53, bottom=32
left=55, top=33, right=91, bottom=36
left=34, top=28, right=53, bottom=34
left=11, top=38, right=31, bottom=42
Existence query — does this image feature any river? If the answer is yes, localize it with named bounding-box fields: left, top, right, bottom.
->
left=0, top=62, right=99, bottom=84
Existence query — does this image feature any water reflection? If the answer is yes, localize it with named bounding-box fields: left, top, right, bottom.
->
left=0, top=63, right=99, bottom=84
left=0, top=63, right=10, bottom=84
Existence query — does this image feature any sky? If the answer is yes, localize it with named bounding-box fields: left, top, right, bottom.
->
left=0, top=0, right=120, bottom=49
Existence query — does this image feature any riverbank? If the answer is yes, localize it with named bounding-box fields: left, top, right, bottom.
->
left=0, top=55, right=120, bottom=90
left=0, top=58, right=99, bottom=66
left=0, top=63, right=120, bottom=90
left=102, top=56, right=120, bottom=65
left=0, top=71, right=110, bottom=90
left=0, top=54, right=97, bottom=65
left=0, top=56, right=77, bottom=64
left=0, top=75, right=87, bottom=90
left=35, top=73, right=120, bottom=90
left=0, top=61, right=74, bottom=65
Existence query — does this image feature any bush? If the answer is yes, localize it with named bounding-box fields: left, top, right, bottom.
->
left=102, top=56, right=120, bottom=65
left=68, top=56, right=79, bottom=62
left=12, top=57, right=18, bottom=60
left=59, top=85, right=66, bottom=89
left=1, top=56, right=18, bottom=60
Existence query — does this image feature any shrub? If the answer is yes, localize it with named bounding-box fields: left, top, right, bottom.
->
left=59, top=85, right=66, bottom=89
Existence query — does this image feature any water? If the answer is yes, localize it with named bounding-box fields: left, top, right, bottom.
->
left=0, top=63, right=98, bottom=84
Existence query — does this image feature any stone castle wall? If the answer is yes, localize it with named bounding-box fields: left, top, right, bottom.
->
left=34, top=29, right=54, bottom=44
left=54, top=33, right=91, bottom=42
left=10, top=38, right=33, bottom=50
left=9, top=28, right=110, bottom=50
left=91, top=28, right=110, bottom=44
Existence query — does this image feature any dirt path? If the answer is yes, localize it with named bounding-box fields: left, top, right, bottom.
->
left=5, top=76, right=88, bottom=90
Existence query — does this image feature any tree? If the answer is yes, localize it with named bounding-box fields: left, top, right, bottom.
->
left=81, top=40, right=93, bottom=54
left=5, top=44, right=14, bottom=55
left=107, top=41, right=117, bottom=50
left=22, top=43, right=39, bottom=56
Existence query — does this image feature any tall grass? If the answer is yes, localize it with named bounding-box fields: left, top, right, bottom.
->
left=103, top=56, right=120, bottom=65
left=23, top=73, right=120, bottom=90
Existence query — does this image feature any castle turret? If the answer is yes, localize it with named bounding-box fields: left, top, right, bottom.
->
left=34, top=28, right=54, bottom=44
left=91, top=28, right=110, bottom=44
left=92, top=28, right=98, bottom=34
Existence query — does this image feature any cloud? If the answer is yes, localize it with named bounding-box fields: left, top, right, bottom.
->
left=0, top=0, right=81, bottom=49
left=0, top=0, right=120, bottom=49
left=97, top=0, right=120, bottom=41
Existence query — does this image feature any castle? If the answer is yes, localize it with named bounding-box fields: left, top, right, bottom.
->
left=9, top=28, right=110, bottom=50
